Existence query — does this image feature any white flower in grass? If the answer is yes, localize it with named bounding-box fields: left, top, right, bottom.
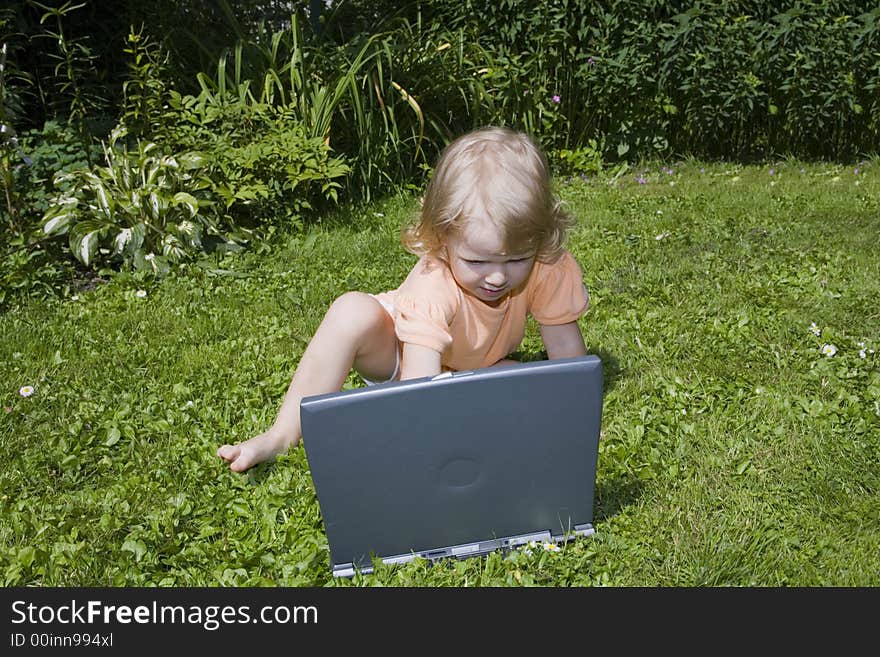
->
left=809, top=323, right=822, bottom=336
left=71, top=295, right=79, bottom=301
left=145, top=253, right=156, bottom=262
left=136, top=290, right=148, bottom=298
left=821, top=344, right=837, bottom=357
left=543, top=542, right=561, bottom=553
left=19, top=386, right=34, bottom=397
left=860, top=349, right=867, bottom=359
left=655, top=231, right=671, bottom=241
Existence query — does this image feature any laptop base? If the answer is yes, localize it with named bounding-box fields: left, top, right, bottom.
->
left=333, top=523, right=596, bottom=578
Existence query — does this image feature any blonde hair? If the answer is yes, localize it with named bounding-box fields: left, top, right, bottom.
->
left=402, top=126, right=572, bottom=262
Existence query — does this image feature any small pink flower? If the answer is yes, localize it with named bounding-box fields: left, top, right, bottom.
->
left=4, top=407, right=12, bottom=414
left=551, top=94, right=561, bottom=104
left=637, top=175, right=647, bottom=185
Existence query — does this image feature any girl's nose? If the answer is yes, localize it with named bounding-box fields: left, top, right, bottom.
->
left=485, top=267, right=507, bottom=287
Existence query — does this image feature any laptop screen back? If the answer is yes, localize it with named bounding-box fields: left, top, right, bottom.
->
left=300, top=355, right=603, bottom=575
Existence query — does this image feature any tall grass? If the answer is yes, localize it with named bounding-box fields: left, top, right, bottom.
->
left=185, top=11, right=489, bottom=201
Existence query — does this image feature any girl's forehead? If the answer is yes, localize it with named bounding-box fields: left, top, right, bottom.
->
left=451, top=221, right=532, bottom=258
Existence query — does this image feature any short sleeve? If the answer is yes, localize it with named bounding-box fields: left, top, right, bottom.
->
left=392, top=295, right=454, bottom=353
left=528, top=250, right=590, bottom=325
left=387, top=256, right=459, bottom=354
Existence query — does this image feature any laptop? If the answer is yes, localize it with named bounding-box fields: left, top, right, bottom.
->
left=300, top=354, right=603, bottom=577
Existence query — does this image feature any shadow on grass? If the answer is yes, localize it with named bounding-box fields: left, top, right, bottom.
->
left=511, top=346, right=623, bottom=395
left=592, top=347, right=622, bottom=394
left=593, top=474, right=644, bottom=523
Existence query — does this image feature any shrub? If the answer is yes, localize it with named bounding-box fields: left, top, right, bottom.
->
left=348, top=0, right=880, bottom=161
left=41, top=126, right=217, bottom=274
left=0, top=122, right=100, bottom=307
left=163, top=95, right=350, bottom=229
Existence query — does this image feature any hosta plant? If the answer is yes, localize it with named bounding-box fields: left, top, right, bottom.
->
left=41, top=126, right=220, bottom=274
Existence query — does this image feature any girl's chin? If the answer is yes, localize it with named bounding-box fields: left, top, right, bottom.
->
left=475, top=287, right=507, bottom=303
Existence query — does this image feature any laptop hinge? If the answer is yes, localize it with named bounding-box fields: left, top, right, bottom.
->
left=574, top=523, right=595, bottom=537
left=450, top=543, right=481, bottom=556
left=383, top=553, right=417, bottom=566
left=332, top=563, right=364, bottom=578
left=333, top=552, right=416, bottom=577
left=502, top=531, right=553, bottom=548
left=550, top=523, right=595, bottom=542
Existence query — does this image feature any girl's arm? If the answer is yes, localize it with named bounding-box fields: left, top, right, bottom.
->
left=399, top=342, right=443, bottom=380
left=539, top=321, right=587, bottom=360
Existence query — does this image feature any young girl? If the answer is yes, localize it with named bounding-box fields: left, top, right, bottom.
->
left=217, top=126, right=590, bottom=472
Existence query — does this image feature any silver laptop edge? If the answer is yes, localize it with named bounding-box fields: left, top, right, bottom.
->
left=333, top=524, right=596, bottom=578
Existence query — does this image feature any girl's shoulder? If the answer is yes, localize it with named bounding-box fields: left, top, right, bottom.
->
left=526, top=248, right=589, bottom=321
left=529, top=248, right=583, bottom=281
left=396, top=255, right=461, bottom=312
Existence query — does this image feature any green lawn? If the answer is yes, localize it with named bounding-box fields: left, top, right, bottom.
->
left=2, top=160, right=878, bottom=586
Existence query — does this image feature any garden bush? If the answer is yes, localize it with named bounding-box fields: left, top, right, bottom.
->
left=347, top=0, right=880, bottom=160
left=3, top=0, right=879, bottom=302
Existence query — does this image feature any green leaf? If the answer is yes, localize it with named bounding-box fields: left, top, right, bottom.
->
left=69, top=221, right=105, bottom=266
left=17, top=547, right=36, bottom=568
left=178, top=152, right=209, bottom=169
left=94, top=180, right=113, bottom=218
left=173, top=192, right=199, bottom=216
left=121, top=539, right=147, bottom=562
left=43, top=208, right=76, bottom=235
left=104, top=426, right=121, bottom=447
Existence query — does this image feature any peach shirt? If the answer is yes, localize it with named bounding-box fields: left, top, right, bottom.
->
left=373, top=249, right=589, bottom=371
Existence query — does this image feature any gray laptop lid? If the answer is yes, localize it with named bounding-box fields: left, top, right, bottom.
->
left=300, top=354, right=603, bottom=577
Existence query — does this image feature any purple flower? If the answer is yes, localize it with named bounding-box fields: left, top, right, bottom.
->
left=551, top=94, right=561, bottom=104
left=637, top=175, right=647, bottom=185
left=769, top=168, right=775, bottom=175
left=587, top=57, right=596, bottom=66
left=854, top=168, right=861, bottom=175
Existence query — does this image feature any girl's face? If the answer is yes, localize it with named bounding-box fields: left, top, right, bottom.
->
left=445, top=220, right=536, bottom=307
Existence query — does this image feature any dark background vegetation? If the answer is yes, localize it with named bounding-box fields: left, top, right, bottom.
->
left=1, top=0, right=878, bottom=306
